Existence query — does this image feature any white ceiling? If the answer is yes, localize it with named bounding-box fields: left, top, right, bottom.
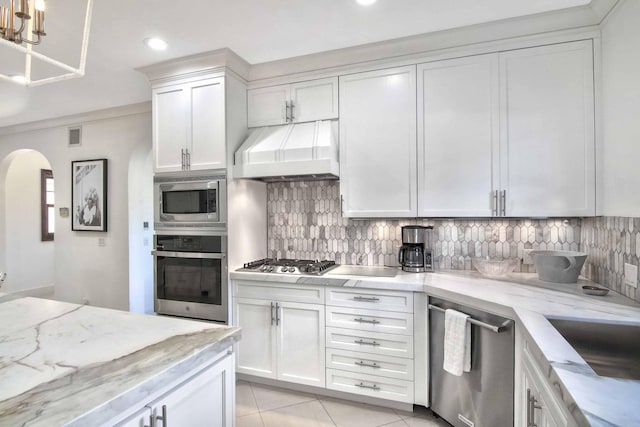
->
left=0, top=0, right=592, bottom=128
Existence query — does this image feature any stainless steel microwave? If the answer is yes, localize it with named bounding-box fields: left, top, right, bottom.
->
left=154, top=174, right=226, bottom=230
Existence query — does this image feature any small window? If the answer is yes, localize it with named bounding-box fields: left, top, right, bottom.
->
left=41, top=169, right=54, bottom=241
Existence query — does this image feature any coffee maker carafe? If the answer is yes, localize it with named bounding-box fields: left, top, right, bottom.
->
left=398, top=225, right=434, bottom=273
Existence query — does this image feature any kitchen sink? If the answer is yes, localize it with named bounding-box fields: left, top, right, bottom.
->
left=547, top=318, right=640, bottom=380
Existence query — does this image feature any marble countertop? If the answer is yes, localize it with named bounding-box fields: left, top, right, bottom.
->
left=0, top=297, right=240, bottom=426
left=231, top=268, right=640, bottom=427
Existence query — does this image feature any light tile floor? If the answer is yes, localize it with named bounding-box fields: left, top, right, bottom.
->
left=236, top=380, right=452, bottom=427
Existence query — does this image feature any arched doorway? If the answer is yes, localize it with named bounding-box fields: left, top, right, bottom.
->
left=0, top=149, right=55, bottom=296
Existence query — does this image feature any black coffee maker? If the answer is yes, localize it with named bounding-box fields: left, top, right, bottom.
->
left=398, top=225, right=434, bottom=273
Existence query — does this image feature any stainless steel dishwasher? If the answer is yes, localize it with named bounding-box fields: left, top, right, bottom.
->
left=429, top=297, right=514, bottom=427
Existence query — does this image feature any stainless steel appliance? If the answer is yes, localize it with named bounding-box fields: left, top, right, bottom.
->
left=238, top=258, right=338, bottom=275
left=398, top=225, right=434, bottom=272
left=429, top=297, right=514, bottom=427
left=153, top=233, right=227, bottom=322
left=154, top=174, right=226, bottom=230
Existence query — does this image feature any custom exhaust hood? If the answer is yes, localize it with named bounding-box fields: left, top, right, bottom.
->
left=233, top=120, right=339, bottom=182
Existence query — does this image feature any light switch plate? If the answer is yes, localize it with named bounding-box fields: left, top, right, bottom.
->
left=624, top=263, right=638, bottom=288
left=523, top=249, right=534, bottom=265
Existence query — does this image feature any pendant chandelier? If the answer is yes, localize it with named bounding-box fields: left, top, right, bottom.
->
left=0, top=0, right=93, bottom=86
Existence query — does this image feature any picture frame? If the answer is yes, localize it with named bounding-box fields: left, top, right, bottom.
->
left=72, top=159, right=108, bottom=232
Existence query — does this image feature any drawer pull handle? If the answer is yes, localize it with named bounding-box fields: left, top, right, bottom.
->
left=354, top=339, right=380, bottom=346
left=355, top=382, right=380, bottom=391
left=353, top=296, right=380, bottom=302
left=353, top=317, right=380, bottom=324
left=355, top=360, right=380, bottom=368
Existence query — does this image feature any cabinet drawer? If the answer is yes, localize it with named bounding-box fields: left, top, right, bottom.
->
left=326, top=348, right=414, bottom=381
left=233, top=280, right=324, bottom=304
left=326, top=369, right=414, bottom=403
left=326, top=327, right=413, bottom=359
left=326, top=306, right=413, bottom=336
left=326, top=288, right=413, bottom=313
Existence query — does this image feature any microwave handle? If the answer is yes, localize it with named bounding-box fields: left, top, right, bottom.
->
left=152, top=251, right=225, bottom=260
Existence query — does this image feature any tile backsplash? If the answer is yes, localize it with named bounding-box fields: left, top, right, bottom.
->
left=267, top=180, right=581, bottom=272
left=581, top=217, right=639, bottom=302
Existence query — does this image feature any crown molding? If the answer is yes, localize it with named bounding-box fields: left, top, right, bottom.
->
left=0, top=102, right=151, bottom=137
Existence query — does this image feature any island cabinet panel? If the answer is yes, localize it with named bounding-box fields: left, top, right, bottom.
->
left=339, top=66, right=418, bottom=217
left=152, top=76, right=226, bottom=173
left=114, top=353, right=235, bottom=427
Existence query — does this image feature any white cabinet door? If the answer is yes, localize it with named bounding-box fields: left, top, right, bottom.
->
left=150, top=354, right=235, bottom=427
left=277, top=301, right=326, bottom=387
left=339, top=66, right=417, bottom=217
left=247, top=84, right=290, bottom=127
left=290, top=77, right=339, bottom=123
left=153, top=85, right=188, bottom=173
left=499, top=40, right=595, bottom=217
left=248, top=77, right=339, bottom=127
left=417, top=54, right=500, bottom=217
left=115, top=407, right=151, bottom=427
left=188, top=77, right=226, bottom=170
left=234, top=298, right=277, bottom=379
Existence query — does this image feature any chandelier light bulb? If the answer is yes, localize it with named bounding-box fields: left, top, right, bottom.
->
left=35, top=0, right=46, bottom=11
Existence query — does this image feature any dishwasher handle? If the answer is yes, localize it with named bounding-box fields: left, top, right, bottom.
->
left=428, top=304, right=512, bottom=333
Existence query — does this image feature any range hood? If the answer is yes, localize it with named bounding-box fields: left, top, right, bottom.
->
left=233, top=120, right=339, bottom=182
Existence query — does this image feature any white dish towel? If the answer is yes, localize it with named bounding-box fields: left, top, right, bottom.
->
left=443, top=308, right=471, bottom=376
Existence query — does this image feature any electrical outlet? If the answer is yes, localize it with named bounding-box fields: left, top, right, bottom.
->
left=523, top=249, right=534, bottom=265
left=624, top=263, right=638, bottom=288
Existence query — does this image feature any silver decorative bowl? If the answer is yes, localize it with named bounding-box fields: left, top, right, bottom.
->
left=472, top=257, right=519, bottom=278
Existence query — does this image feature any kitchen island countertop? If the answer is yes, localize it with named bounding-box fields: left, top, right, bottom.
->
left=0, top=297, right=240, bottom=426
left=231, top=267, right=640, bottom=427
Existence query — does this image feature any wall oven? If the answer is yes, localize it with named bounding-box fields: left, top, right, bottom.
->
left=153, top=233, right=227, bottom=322
left=154, top=174, right=226, bottom=230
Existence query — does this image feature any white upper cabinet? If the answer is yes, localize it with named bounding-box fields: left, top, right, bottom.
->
left=499, top=40, right=595, bottom=217
left=248, top=77, right=339, bottom=127
left=152, top=76, right=226, bottom=173
left=339, top=66, right=418, bottom=217
left=417, top=54, right=500, bottom=217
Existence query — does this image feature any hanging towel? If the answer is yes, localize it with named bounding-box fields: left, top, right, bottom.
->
left=443, top=308, right=471, bottom=376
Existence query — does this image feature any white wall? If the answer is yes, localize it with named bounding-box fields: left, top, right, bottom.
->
left=0, top=109, right=152, bottom=310
left=2, top=150, right=54, bottom=293
left=601, top=0, right=640, bottom=217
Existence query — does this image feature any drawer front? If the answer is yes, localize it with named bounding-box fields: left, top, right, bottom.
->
left=326, top=348, right=414, bottom=381
left=326, top=288, right=413, bottom=313
left=326, top=306, right=414, bottom=336
left=326, top=327, right=413, bottom=359
left=233, top=280, right=324, bottom=304
left=326, top=369, right=414, bottom=403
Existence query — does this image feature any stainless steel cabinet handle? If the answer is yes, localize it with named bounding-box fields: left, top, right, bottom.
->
left=290, top=102, right=295, bottom=121
left=271, top=302, right=275, bottom=326
left=186, top=149, right=191, bottom=170
left=340, top=194, right=344, bottom=216
left=181, top=148, right=185, bottom=171
left=354, top=339, right=380, bottom=346
left=355, top=360, right=380, bottom=368
left=353, top=317, right=380, bottom=324
left=275, top=302, right=280, bottom=326
left=500, top=189, right=506, bottom=216
left=492, top=190, right=498, bottom=216
left=353, top=296, right=380, bottom=302
left=285, top=101, right=291, bottom=122
left=155, top=405, right=167, bottom=427
left=355, top=382, right=380, bottom=391
left=527, top=388, right=542, bottom=427
left=144, top=414, right=154, bottom=427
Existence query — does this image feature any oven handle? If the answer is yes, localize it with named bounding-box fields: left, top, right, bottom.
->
left=152, top=250, right=225, bottom=260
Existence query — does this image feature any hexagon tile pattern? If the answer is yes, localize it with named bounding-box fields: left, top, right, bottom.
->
left=581, top=217, right=639, bottom=302
left=266, top=180, right=581, bottom=274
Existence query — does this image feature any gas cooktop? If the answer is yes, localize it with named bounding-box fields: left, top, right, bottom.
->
left=239, top=258, right=339, bottom=275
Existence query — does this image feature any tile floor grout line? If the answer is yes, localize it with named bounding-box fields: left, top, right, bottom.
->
left=317, top=398, right=339, bottom=427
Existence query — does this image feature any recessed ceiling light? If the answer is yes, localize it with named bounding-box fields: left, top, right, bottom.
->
left=356, top=0, right=376, bottom=5
left=10, top=75, right=27, bottom=85
left=143, top=37, right=168, bottom=51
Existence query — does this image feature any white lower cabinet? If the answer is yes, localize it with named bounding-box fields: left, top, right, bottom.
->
left=115, top=352, right=235, bottom=427
left=326, top=369, right=414, bottom=403
left=232, top=282, right=326, bottom=387
left=520, top=342, right=577, bottom=427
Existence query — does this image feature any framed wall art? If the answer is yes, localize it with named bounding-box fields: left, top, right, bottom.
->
left=72, top=159, right=108, bottom=232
